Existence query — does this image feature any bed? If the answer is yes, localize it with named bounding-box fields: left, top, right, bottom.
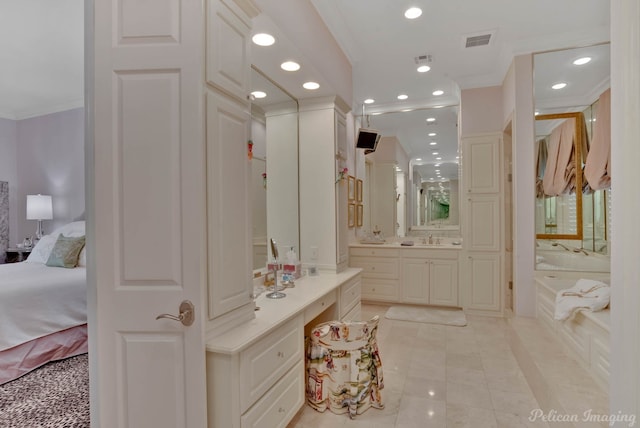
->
left=0, top=221, right=87, bottom=385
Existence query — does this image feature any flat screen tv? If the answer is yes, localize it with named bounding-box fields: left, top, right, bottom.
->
left=356, top=128, right=381, bottom=154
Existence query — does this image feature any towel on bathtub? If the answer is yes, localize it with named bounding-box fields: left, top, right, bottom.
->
left=554, top=278, right=610, bottom=321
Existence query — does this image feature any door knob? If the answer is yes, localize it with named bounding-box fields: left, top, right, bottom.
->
left=156, top=300, right=195, bottom=326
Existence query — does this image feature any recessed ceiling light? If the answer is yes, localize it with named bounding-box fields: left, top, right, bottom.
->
left=251, top=91, right=266, bottom=99
left=416, top=158, right=422, bottom=161
left=432, top=152, right=439, bottom=155
left=303, top=81, right=320, bottom=90
left=404, top=7, right=422, bottom=19
left=428, top=132, right=436, bottom=136
left=252, top=33, right=275, bottom=46
left=280, top=61, right=300, bottom=71
left=436, top=157, right=442, bottom=160
left=433, top=105, right=444, bottom=109
left=432, top=90, right=444, bottom=96
left=364, top=98, right=375, bottom=104
left=552, top=82, right=567, bottom=90
left=426, top=117, right=436, bottom=122
left=429, top=142, right=437, bottom=145
left=397, top=94, right=408, bottom=100
left=417, top=65, right=431, bottom=73
left=435, top=170, right=440, bottom=173
left=573, top=57, right=592, bottom=66
left=435, top=163, right=441, bottom=167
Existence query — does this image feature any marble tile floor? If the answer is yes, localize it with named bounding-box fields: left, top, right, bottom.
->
left=288, top=303, right=609, bottom=428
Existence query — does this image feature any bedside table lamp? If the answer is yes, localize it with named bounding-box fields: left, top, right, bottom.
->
left=26, top=194, right=53, bottom=240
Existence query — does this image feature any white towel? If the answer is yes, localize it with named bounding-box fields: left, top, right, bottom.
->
left=554, top=278, right=610, bottom=321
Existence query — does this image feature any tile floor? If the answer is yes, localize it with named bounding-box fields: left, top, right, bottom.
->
left=288, top=303, right=609, bottom=428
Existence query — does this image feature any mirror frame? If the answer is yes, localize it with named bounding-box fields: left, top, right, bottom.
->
left=535, top=112, right=584, bottom=240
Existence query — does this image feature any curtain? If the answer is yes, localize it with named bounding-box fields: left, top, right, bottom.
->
left=585, top=88, right=611, bottom=190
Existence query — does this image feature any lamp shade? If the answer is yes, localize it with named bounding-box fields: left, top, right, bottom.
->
left=26, top=194, right=53, bottom=220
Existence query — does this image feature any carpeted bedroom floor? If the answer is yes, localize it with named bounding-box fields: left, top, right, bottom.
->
left=0, top=354, right=89, bottom=428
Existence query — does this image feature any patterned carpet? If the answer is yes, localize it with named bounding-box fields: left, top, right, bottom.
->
left=0, top=354, right=89, bottom=428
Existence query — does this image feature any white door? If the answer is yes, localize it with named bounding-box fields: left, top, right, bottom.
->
left=402, top=258, right=430, bottom=304
left=90, top=0, right=207, bottom=426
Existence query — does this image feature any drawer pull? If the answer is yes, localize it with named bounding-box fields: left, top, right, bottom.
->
left=277, top=351, right=285, bottom=358
left=278, top=407, right=286, bottom=413
left=321, top=302, right=325, bottom=306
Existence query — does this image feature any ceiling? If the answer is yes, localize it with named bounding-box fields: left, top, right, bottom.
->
left=2, top=0, right=610, bottom=180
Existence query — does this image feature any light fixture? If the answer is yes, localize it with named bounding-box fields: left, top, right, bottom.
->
left=404, top=7, right=422, bottom=19
left=251, top=91, right=266, bottom=99
left=432, top=152, right=439, bottom=155
left=426, top=117, right=436, bottom=122
left=417, top=65, right=431, bottom=73
left=573, top=57, right=592, bottom=66
left=26, top=194, right=53, bottom=240
left=428, top=132, right=436, bottom=136
left=303, top=81, right=320, bottom=90
left=432, top=90, right=444, bottom=96
left=551, top=82, right=567, bottom=90
left=364, top=98, right=375, bottom=104
left=280, top=61, right=300, bottom=71
left=436, top=157, right=442, bottom=160
left=251, top=33, right=275, bottom=46
left=397, top=94, right=408, bottom=100
left=415, top=158, right=422, bottom=161
left=429, top=142, right=437, bottom=145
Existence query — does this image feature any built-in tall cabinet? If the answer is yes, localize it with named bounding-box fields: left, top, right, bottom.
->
left=371, top=162, right=397, bottom=238
left=461, top=133, right=504, bottom=315
left=298, top=97, right=350, bottom=272
left=205, top=0, right=259, bottom=332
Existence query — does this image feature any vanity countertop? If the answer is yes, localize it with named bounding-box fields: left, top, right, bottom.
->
left=205, top=267, right=362, bottom=355
left=350, top=240, right=463, bottom=250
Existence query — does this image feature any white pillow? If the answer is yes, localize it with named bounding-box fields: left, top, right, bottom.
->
left=50, top=221, right=85, bottom=237
left=26, top=234, right=58, bottom=264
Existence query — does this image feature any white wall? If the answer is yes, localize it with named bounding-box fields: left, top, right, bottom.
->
left=0, top=118, right=18, bottom=246
left=610, top=0, right=640, bottom=421
left=16, top=108, right=85, bottom=239
left=460, top=86, right=504, bottom=135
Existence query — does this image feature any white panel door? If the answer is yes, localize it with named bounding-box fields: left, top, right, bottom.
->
left=467, top=253, right=501, bottom=311
left=464, top=135, right=500, bottom=194
left=91, top=0, right=206, bottom=427
left=466, top=195, right=501, bottom=251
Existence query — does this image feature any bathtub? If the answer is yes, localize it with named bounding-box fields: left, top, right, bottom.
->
left=536, top=249, right=610, bottom=273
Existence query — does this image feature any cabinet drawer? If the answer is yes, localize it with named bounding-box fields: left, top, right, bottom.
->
left=350, top=256, right=399, bottom=279
left=240, top=316, right=303, bottom=412
left=350, top=247, right=400, bottom=257
left=362, top=280, right=399, bottom=302
left=340, top=278, right=361, bottom=318
left=402, top=249, right=458, bottom=260
left=304, top=290, right=337, bottom=325
left=241, top=361, right=305, bottom=428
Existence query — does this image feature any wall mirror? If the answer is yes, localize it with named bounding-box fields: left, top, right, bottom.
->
left=250, top=66, right=299, bottom=270
left=534, top=43, right=611, bottom=261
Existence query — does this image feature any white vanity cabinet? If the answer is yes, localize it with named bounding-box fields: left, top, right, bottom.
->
left=350, top=246, right=459, bottom=307
left=349, top=247, right=401, bottom=302
left=206, top=269, right=362, bottom=428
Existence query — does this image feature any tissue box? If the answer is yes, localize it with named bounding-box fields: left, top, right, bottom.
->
left=283, top=263, right=302, bottom=279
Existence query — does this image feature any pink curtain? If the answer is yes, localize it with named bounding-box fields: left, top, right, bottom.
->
left=585, top=89, right=611, bottom=190
left=543, top=118, right=576, bottom=196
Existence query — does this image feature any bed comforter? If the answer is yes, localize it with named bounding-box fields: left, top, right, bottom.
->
left=0, top=262, right=86, bottom=352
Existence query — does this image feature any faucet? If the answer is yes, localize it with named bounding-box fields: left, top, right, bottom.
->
left=551, top=242, right=572, bottom=252
left=428, top=234, right=433, bottom=245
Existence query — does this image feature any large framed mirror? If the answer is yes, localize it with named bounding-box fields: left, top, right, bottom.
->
left=535, top=112, right=584, bottom=240
left=250, top=66, right=299, bottom=270
left=534, top=43, right=611, bottom=271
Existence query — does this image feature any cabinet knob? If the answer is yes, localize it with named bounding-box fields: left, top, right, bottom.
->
left=278, top=407, right=286, bottom=413
left=277, top=351, right=285, bottom=358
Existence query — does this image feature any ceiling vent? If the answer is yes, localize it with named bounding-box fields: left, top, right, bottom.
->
left=414, top=54, right=434, bottom=65
left=462, top=30, right=496, bottom=48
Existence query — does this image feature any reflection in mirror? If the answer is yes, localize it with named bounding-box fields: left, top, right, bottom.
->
left=534, top=44, right=611, bottom=271
left=250, top=66, right=299, bottom=270
left=363, top=106, right=460, bottom=234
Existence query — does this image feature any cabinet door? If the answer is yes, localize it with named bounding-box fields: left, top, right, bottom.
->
left=402, top=258, right=430, bottom=304
left=429, top=260, right=458, bottom=307
left=463, top=135, right=500, bottom=194
left=466, top=194, right=501, bottom=251
left=206, top=91, right=253, bottom=319
left=466, top=253, right=501, bottom=311
left=206, top=0, right=250, bottom=102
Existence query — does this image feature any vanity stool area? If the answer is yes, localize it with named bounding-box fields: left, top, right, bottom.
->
left=205, top=268, right=362, bottom=428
